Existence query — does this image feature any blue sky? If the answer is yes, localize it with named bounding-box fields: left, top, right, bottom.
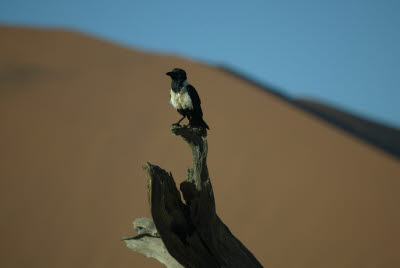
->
left=1, top=0, right=399, bottom=128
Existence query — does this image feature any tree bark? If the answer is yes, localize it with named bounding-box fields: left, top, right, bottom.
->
left=123, top=125, right=263, bottom=268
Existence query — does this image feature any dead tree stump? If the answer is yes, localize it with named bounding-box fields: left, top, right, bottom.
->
left=123, top=125, right=263, bottom=268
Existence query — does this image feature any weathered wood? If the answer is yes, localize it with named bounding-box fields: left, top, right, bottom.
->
left=122, top=218, right=183, bottom=268
left=124, top=125, right=263, bottom=267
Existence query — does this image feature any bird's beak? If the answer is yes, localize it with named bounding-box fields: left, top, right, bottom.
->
left=166, top=72, right=174, bottom=77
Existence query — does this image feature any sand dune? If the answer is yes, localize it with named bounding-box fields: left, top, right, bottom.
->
left=1, top=26, right=399, bottom=268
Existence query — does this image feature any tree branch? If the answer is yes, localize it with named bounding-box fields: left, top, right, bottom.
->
left=123, top=125, right=263, bottom=267
left=122, top=218, right=183, bottom=268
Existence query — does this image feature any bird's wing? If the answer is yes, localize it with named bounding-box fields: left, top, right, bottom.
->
left=186, top=85, right=201, bottom=108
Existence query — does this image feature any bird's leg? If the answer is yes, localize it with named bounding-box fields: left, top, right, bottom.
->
left=174, top=115, right=186, bottom=125
left=177, top=116, right=186, bottom=124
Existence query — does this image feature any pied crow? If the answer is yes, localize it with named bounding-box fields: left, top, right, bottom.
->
left=166, top=68, right=209, bottom=130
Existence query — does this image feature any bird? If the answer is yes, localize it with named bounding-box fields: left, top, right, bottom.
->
left=166, top=68, right=209, bottom=130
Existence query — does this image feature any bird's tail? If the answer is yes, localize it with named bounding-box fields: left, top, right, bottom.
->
left=190, top=116, right=210, bottom=130
left=201, top=118, right=210, bottom=130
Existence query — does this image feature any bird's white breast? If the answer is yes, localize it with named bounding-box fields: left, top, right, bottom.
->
left=170, top=87, right=193, bottom=110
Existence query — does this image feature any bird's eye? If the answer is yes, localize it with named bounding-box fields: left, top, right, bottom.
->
left=136, top=226, right=144, bottom=231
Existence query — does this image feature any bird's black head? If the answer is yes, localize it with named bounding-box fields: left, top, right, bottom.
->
left=166, top=68, right=187, bottom=83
